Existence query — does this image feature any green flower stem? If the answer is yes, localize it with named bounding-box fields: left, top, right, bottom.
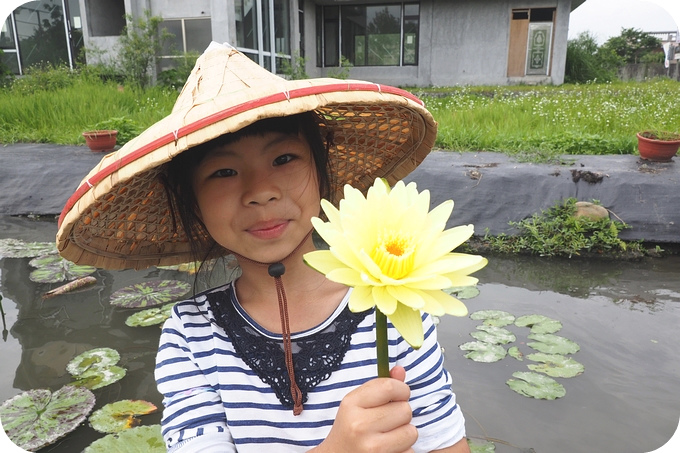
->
left=376, top=309, right=389, bottom=377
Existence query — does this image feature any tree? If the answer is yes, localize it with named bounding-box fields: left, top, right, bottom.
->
left=565, top=32, right=617, bottom=83
left=600, top=28, right=662, bottom=64
left=117, top=10, right=172, bottom=87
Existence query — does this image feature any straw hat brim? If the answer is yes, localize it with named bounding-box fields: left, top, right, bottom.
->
left=56, top=46, right=437, bottom=270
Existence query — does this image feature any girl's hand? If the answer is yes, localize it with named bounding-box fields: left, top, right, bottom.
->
left=314, top=366, right=417, bottom=453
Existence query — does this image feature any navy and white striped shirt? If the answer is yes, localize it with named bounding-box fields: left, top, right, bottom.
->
left=155, top=282, right=466, bottom=452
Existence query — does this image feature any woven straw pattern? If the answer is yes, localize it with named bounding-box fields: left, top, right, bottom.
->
left=57, top=45, right=436, bottom=269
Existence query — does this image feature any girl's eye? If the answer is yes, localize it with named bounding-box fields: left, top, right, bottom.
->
left=211, top=168, right=237, bottom=178
left=273, top=154, right=296, bottom=166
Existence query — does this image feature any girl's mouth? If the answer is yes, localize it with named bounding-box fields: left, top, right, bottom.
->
left=247, top=220, right=289, bottom=239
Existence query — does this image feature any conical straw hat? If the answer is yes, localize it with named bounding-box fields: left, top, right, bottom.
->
left=57, top=42, right=437, bottom=270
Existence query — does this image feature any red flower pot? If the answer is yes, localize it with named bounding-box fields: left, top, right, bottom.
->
left=83, top=130, right=118, bottom=152
left=636, top=132, right=680, bottom=162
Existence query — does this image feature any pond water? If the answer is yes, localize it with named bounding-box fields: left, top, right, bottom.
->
left=1, top=216, right=679, bottom=453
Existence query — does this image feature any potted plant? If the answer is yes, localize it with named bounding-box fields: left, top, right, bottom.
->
left=636, top=130, right=680, bottom=162
left=82, top=129, right=118, bottom=152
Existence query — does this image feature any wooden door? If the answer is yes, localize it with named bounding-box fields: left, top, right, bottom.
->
left=507, top=10, right=529, bottom=77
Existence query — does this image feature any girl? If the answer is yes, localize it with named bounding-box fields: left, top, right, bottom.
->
left=56, top=43, right=470, bottom=453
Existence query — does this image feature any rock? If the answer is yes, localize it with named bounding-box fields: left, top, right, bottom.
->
left=574, top=201, right=609, bottom=220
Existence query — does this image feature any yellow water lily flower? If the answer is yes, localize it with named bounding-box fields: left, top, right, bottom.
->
left=304, top=178, right=487, bottom=349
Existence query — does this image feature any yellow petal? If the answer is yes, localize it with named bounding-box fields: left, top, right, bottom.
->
left=372, top=286, right=397, bottom=315
left=386, top=304, right=424, bottom=349
left=357, top=249, right=386, bottom=281
left=443, top=275, right=479, bottom=287
left=421, top=290, right=468, bottom=316
left=395, top=274, right=454, bottom=290
left=319, top=199, right=341, bottom=225
left=303, top=250, right=346, bottom=274
left=414, top=253, right=485, bottom=278
left=386, top=285, right=425, bottom=310
left=349, top=286, right=374, bottom=312
left=325, top=268, right=366, bottom=287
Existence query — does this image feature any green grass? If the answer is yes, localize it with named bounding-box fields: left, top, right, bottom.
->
left=417, top=79, right=680, bottom=161
left=0, top=75, right=176, bottom=145
left=1, top=71, right=678, bottom=163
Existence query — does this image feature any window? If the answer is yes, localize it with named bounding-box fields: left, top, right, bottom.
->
left=317, top=2, right=419, bottom=67
left=234, top=0, right=291, bottom=74
left=1, top=16, right=20, bottom=74
left=14, top=0, right=70, bottom=69
left=159, top=18, right=212, bottom=71
left=85, top=0, right=125, bottom=37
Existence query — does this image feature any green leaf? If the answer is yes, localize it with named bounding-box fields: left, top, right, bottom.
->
left=508, top=346, right=524, bottom=361
left=469, top=310, right=515, bottom=327
left=67, top=347, right=126, bottom=389
left=506, top=371, right=566, bottom=400
left=67, top=347, right=121, bottom=376
left=72, top=366, right=127, bottom=390
left=157, top=261, right=200, bottom=274
left=84, top=424, right=165, bottom=453
left=0, top=238, right=57, bottom=258
left=470, top=325, right=516, bottom=344
left=125, top=303, right=176, bottom=327
left=459, top=341, right=507, bottom=362
left=109, top=280, right=191, bottom=308
left=0, top=385, right=95, bottom=451
left=444, top=285, right=480, bottom=300
left=89, top=400, right=158, bottom=433
left=29, top=254, right=97, bottom=283
left=527, top=352, right=585, bottom=378
left=468, top=438, right=496, bottom=452
left=527, top=333, right=580, bottom=355
left=515, top=314, right=562, bottom=334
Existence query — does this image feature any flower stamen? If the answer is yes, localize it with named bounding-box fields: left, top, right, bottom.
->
left=372, top=230, right=415, bottom=279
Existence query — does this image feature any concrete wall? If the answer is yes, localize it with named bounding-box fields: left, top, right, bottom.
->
left=82, top=0, right=572, bottom=87
left=619, top=63, right=680, bottom=81
left=304, top=0, right=572, bottom=87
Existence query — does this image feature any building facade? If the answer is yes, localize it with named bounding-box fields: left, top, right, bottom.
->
left=2, top=0, right=581, bottom=86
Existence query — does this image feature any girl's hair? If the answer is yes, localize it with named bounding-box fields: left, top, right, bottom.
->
left=163, top=111, right=333, bottom=264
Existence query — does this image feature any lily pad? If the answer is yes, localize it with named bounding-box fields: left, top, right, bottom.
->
left=527, top=353, right=585, bottom=378
left=470, top=310, right=515, bottom=327
left=89, top=400, right=158, bottom=433
left=445, top=285, right=480, bottom=300
left=84, top=424, right=165, bottom=453
left=515, top=314, right=562, bottom=334
left=527, top=333, right=580, bottom=355
left=73, top=366, right=127, bottom=390
left=506, top=371, right=566, bottom=400
left=470, top=325, right=516, bottom=345
left=157, top=261, right=201, bottom=274
left=508, top=346, right=524, bottom=361
left=459, top=341, right=507, bottom=362
left=67, top=347, right=121, bottom=376
left=109, top=280, right=191, bottom=308
left=0, top=238, right=56, bottom=258
left=67, top=347, right=127, bottom=390
left=468, top=438, right=496, bottom=452
left=0, top=385, right=95, bottom=451
left=125, top=303, right=176, bottom=327
left=29, top=254, right=98, bottom=283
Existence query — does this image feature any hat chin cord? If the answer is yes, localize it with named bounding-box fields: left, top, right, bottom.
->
left=228, top=229, right=313, bottom=416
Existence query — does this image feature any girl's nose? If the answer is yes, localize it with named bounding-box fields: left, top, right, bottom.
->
left=242, top=174, right=281, bottom=206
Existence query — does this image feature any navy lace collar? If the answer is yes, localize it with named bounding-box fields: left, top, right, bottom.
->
left=207, top=284, right=370, bottom=409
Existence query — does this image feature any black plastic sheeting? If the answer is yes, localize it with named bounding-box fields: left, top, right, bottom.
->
left=1, top=144, right=678, bottom=243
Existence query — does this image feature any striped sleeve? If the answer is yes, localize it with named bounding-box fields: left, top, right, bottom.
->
left=395, top=314, right=466, bottom=453
left=155, top=301, right=234, bottom=451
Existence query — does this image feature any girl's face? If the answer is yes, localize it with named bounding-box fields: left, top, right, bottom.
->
left=191, top=131, right=321, bottom=264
